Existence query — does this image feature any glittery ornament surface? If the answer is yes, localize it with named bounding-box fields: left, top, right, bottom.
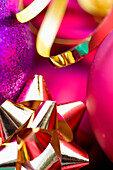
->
left=0, top=14, right=34, bottom=104
left=0, top=0, right=10, bottom=19
left=0, top=0, right=19, bottom=19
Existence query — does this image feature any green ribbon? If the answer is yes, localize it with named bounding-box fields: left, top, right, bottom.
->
left=75, top=43, right=89, bottom=57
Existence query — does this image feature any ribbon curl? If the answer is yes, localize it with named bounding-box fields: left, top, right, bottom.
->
left=17, top=1, right=113, bottom=67
left=17, top=0, right=51, bottom=23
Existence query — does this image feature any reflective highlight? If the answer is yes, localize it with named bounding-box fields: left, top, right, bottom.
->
left=0, top=75, right=88, bottom=169
left=17, top=75, right=52, bottom=102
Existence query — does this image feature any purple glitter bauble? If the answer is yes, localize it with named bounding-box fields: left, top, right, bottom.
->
left=0, top=14, right=34, bottom=104
left=0, top=0, right=19, bottom=19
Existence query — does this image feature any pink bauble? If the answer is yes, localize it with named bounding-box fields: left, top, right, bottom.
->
left=87, top=30, right=113, bottom=162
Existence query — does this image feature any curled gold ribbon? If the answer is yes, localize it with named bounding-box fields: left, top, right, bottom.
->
left=77, top=0, right=113, bottom=18
left=16, top=1, right=113, bottom=67
left=16, top=0, right=51, bottom=23
left=37, top=0, right=69, bottom=57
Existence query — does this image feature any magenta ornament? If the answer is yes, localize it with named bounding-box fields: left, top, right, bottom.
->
left=0, top=0, right=34, bottom=104
left=87, top=30, right=113, bottom=162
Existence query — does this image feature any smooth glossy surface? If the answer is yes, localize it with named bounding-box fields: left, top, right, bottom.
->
left=87, top=30, right=113, bottom=162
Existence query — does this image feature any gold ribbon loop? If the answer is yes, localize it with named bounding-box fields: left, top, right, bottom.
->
left=16, top=0, right=51, bottom=23
left=37, top=0, right=69, bottom=57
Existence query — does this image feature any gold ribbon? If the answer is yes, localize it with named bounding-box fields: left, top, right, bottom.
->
left=16, top=0, right=70, bottom=65
left=2, top=100, right=73, bottom=168
left=77, top=0, right=113, bottom=18
left=16, top=0, right=113, bottom=68
left=16, top=0, right=51, bottom=23
left=36, top=0, right=69, bottom=57
left=0, top=75, right=87, bottom=169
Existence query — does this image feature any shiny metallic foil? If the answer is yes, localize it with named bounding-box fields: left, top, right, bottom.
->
left=0, top=75, right=89, bottom=169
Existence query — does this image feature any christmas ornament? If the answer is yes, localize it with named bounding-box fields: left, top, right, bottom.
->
left=0, top=75, right=89, bottom=169
left=0, top=0, right=19, bottom=19
left=0, top=0, right=34, bottom=104
left=87, top=30, right=113, bottom=162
